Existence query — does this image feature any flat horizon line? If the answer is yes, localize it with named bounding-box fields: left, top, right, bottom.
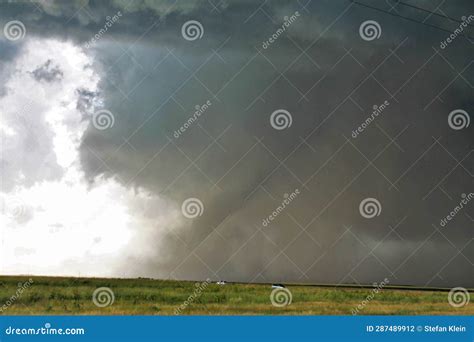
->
left=1, top=274, right=471, bottom=292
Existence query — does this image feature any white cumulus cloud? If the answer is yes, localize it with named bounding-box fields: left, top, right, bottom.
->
left=0, top=38, right=181, bottom=277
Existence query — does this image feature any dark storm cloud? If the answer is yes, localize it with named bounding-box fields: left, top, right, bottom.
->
left=30, top=59, right=63, bottom=82
left=75, top=88, right=98, bottom=114
left=0, top=39, right=23, bottom=97
left=2, top=0, right=472, bottom=286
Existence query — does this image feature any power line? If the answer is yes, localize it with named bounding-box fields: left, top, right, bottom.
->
left=351, top=1, right=474, bottom=40
left=394, top=1, right=474, bottom=28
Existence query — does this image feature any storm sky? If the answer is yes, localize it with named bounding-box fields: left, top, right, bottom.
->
left=0, top=0, right=473, bottom=287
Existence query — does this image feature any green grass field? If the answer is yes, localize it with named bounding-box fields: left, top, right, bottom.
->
left=0, top=276, right=472, bottom=315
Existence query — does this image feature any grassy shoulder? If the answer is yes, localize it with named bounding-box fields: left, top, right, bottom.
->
left=0, top=276, right=472, bottom=315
